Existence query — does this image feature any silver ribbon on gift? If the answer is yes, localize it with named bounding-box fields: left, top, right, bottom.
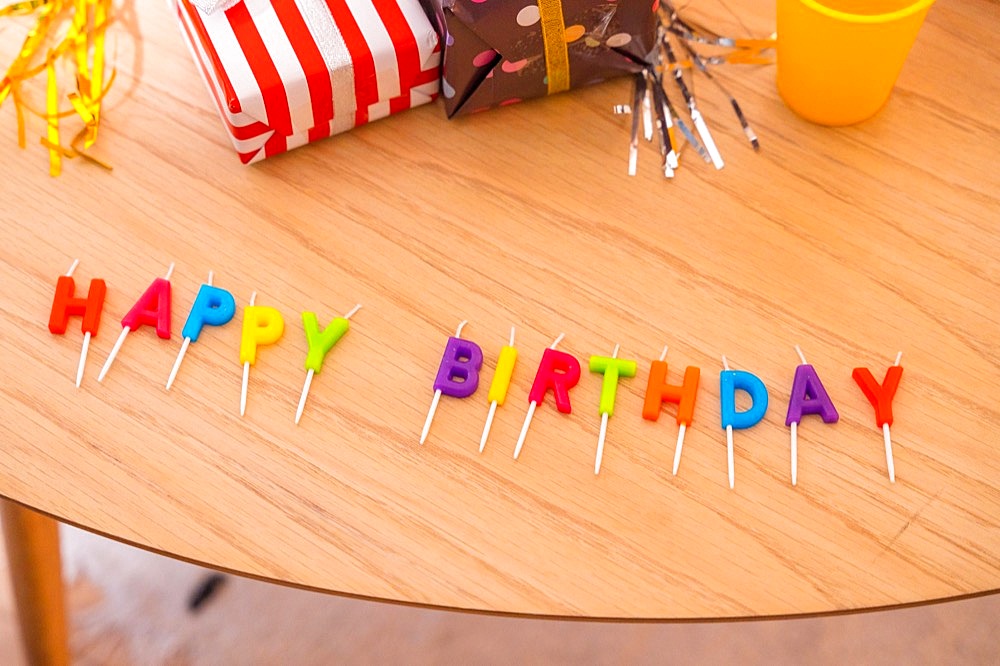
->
left=190, top=0, right=241, bottom=14
left=294, top=0, right=357, bottom=134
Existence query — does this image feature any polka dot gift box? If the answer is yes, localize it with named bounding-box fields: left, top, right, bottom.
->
left=174, top=0, right=442, bottom=163
left=421, top=0, right=659, bottom=116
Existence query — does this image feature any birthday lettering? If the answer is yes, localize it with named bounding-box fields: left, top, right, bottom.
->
left=47, top=264, right=904, bottom=486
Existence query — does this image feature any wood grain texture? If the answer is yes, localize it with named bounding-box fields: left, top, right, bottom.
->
left=0, top=0, right=997, bottom=619
left=1, top=502, right=69, bottom=666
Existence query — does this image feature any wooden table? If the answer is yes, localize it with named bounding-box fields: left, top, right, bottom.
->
left=2, top=0, right=998, bottom=660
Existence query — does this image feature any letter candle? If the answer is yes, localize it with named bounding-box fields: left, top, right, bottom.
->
left=785, top=345, right=840, bottom=486
left=719, top=355, right=769, bottom=489
left=48, top=259, right=107, bottom=387
left=479, top=326, right=518, bottom=453
left=513, top=333, right=580, bottom=460
left=98, top=263, right=175, bottom=383
left=853, top=352, right=904, bottom=483
left=641, top=345, right=701, bottom=475
left=419, top=321, right=484, bottom=445
left=239, top=292, right=285, bottom=416
left=166, top=271, right=237, bottom=390
left=589, top=344, right=637, bottom=475
left=295, top=303, right=362, bottom=425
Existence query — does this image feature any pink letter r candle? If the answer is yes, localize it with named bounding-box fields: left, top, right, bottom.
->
left=514, top=333, right=578, bottom=461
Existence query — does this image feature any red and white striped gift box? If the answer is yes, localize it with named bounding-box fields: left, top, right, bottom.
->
left=175, top=0, right=441, bottom=163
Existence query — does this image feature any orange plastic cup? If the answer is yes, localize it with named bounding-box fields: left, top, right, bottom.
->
left=776, top=0, right=936, bottom=126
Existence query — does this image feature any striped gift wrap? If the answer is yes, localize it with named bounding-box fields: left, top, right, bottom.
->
left=175, top=0, right=441, bottom=163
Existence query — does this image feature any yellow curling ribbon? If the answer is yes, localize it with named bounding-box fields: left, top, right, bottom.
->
left=1, top=0, right=114, bottom=174
left=90, top=0, right=106, bottom=145
left=538, top=0, right=570, bottom=95
left=0, top=0, right=48, bottom=16
left=45, top=49, right=60, bottom=175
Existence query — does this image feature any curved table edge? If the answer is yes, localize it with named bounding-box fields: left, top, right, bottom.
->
left=4, top=495, right=997, bottom=622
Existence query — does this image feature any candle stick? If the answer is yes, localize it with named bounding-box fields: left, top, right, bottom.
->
left=641, top=345, right=701, bottom=475
left=590, top=344, right=637, bottom=475
left=852, top=352, right=904, bottom=483
left=719, top=355, right=769, bottom=489
left=785, top=345, right=840, bottom=486
left=420, top=321, right=484, bottom=445
left=295, top=303, right=362, bottom=425
left=886, top=352, right=902, bottom=482
left=48, top=259, right=106, bottom=387
left=166, top=271, right=237, bottom=390
left=595, top=344, right=618, bottom=474
left=240, top=292, right=255, bottom=416
left=514, top=333, right=580, bottom=460
left=239, top=292, right=285, bottom=416
left=98, top=262, right=174, bottom=383
left=790, top=346, right=804, bottom=485
left=479, top=326, right=518, bottom=453
left=722, top=356, right=734, bottom=487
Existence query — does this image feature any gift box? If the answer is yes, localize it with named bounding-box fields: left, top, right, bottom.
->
left=174, top=0, right=441, bottom=163
left=422, top=0, right=658, bottom=117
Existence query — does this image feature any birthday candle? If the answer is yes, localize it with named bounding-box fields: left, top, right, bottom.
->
left=852, top=352, right=904, bottom=483
left=98, top=263, right=175, bottom=383
left=239, top=292, right=285, bottom=416
left=641, top=345, right=701, bottom=475
left=48, top=259, right=107, bottom=387
left=419, top=321, right=484, bottom=445
left=166, top=271, right=236, bottom=390
left=479, top=326, right=518, bottom=453
left=785, top=346, right=840, bottom=486
left=590, top=344, right=637, bottom=475
left=513, top=333, right=579, bottom=460
left=719, top=356, right=769, bottom=489
left=294, top=304, right=362, bottom=425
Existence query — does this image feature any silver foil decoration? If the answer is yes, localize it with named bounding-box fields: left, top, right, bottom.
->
left=619, top=3, right=774, bottom=178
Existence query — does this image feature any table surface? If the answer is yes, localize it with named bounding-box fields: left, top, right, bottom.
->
left=2, top=0, right=998, bottom=620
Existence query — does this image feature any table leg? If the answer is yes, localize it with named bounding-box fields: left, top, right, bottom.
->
left=1, top=500, right=70, bottom=666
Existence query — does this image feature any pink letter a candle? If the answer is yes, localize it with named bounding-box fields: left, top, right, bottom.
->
left=99, top=263, right=175, bottom=383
